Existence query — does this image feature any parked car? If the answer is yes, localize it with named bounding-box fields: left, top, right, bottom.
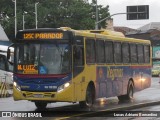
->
left=152, top=66, right=160, bottom=77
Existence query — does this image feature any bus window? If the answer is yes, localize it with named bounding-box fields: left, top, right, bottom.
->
left=96, top=40, right=105, bottom=64
left=16, top=43, right=70, bottom=74
left=122, top=43, right=130, bottom=63
left=40, top=44, right=70, bottom=74
left=73, top=45, right=84, bottom=77
left=144, top=45, right=150, bottom=63
left=130, top=44, right=138, bottom=63
left=74, top=45, right=84, bottom=66
left=105, top=41, right=113, bottom=63
left=86, top=39, right=96, bottom=64
left=114, top=42, right=122, bottom=63
left=17, top=44, right=38, bottom=64
left=137, top=44, right=144, bottom=63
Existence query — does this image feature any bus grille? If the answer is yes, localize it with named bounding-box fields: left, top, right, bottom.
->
left=22, top=92, right=55, bottom=98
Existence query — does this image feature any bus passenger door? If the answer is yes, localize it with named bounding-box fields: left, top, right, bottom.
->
left=73, top=45, right=84, bottom=102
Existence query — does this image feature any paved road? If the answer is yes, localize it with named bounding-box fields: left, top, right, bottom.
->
left=1, top=77, right=160, bottom=120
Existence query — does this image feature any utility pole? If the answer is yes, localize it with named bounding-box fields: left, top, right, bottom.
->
left=95, top=0, right=99, bottom=30
left=22, top=11, right=28, bottom=30
left=12, top=0, right=17, bottom=37
left=35, top=2, right=39, bottom=29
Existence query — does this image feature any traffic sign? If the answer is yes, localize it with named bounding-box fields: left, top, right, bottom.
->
left=127, top=5, right=149, bottom=20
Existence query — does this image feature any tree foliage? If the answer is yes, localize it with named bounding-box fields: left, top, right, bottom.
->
left=0, top=0, right=110, bottom=39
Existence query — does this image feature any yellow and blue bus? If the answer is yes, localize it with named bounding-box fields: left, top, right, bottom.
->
left=7, top=27, right=151, bottom=109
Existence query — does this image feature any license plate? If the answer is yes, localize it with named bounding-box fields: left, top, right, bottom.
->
left=33, top=94, right=43, bottom=98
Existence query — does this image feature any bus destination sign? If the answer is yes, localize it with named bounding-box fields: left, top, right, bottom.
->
left=23, top=32, right=63, bottom=40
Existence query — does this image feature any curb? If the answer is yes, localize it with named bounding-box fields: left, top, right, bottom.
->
left=63, top=100, right=160, bottom=118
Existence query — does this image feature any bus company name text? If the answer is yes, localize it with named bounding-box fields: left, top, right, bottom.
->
left=107, top=67, right=123, bottom=80
left=23, top=33, right=63, bottom=39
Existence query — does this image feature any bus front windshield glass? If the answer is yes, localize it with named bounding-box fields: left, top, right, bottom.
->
left=16, top=43, right=70, bottom=74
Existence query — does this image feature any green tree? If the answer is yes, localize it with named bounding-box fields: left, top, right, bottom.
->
left=0, top=0, right=110, bottom=39
left=91, top=0, right=110, bottom=29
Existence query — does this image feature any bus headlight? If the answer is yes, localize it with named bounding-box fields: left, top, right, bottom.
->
left=13, top=82, right=21, bottom=91
left=57, top=82, right=71, bottom=92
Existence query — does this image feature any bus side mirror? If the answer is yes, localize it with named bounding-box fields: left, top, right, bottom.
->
left=7, top=48, right=11, bottom=60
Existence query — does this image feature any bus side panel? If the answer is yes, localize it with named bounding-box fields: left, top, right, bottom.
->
left=73, top=65, right=97, bottom=102
left=96, top=66, right=124, bottom=98
left=96, top=66, right=151, bottom=99
left=73, top=74, right=85, bottom=102
left=131, top=66, right=151, bottom=92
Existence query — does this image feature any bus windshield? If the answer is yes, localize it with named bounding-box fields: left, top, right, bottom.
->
left=16, top=43, right=71, bottom=74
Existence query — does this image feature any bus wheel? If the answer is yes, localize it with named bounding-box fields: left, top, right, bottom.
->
left=34, top=101, right=47, bottom=110
left=79, top=84, right=95, bottom=108
left=118, top=81, right=134, bottom=101
left=126, top=82, right=134, bottom=100
left=118, top=95, right=125, bottom=101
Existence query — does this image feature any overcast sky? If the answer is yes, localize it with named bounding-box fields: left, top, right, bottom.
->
left=96, top=0, right=160, bottom=29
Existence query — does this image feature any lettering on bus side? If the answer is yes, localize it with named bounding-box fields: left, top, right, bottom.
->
left=107, top=67, right=124, bottom=80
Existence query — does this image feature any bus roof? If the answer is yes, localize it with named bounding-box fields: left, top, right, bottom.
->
left=59, top=27, right=125, bottom=37
left=59, top=27, right=151, bottom=44
left=16, top=27, right=151, bottom=45
left=17, top=27, right=125, bottom=38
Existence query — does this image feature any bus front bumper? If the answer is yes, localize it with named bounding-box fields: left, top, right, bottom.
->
left=13, top=85, right=74, bottom=102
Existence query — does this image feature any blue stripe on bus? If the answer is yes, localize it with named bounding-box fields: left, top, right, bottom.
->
left=96, top=66, right=151, bottom=98
left=14, top=73, right=72, bottom=92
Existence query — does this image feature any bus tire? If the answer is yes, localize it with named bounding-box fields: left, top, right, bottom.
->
left=126, top=81, right=134, bottom=100
left=79, top=83, right=95, bottom=108
left=118, top=95, right=125, bottom=101
left=34, top=101, right=47, bottom=110
left=118, top=81, right=134, bottom=101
